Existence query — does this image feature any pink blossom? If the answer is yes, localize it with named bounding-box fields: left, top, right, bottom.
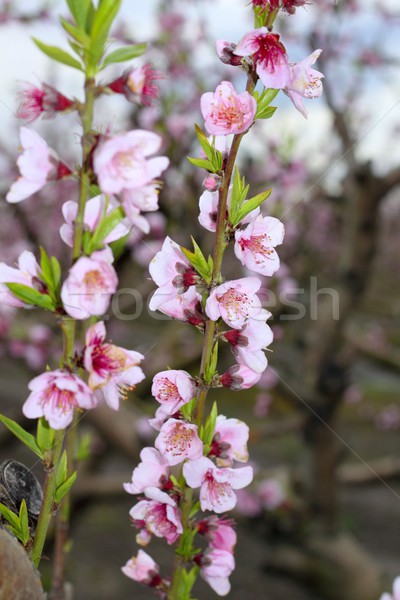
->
left=149, top=405, right=171, bottom=431
left=234, top=29, right=290, bottom=89
left=183, top=456, right=253, bottom=513
left=108, top=64, right=163, bottom=106
left=285, top=50, right=324, bottom=118
left=61, top=248, right=118, bottom=320
left=17, top=82, right=74, bottom=123
left=198, top=188, right=259, bottom=232
left=121, top=182, right=161, bottom=232
left=380, top=577, right=400, bottom=600
left=123, top=447, right=170, bottom=495
left=155, top=418, right=203, bottom=466
left=129, top=493, right=183, bottom=545
left=220, top=364, right=262, bottom=390
left=210, top=415, right=249, bottom=466
left=203, top=174, right=222, bottom=192
left=205, top=277, right=263, bottom=330
left=6, top=128, right=54, bottom=203
left=198, top=517, right=237, bottom=553
left=216, top=40, right=243, bottom=66
left=93, top=130, right=169, bottom=195
left=258, top=478, right=286, bottom=510
left=199, top=549, right=235, bottom=596
left=22, top=369, right=96, bottom=429
left=60, top=195, right=129, bottom=247
left=234, top=215, right=285, bottom=276
left=152, top=370, right=196, bottom=416
left=150, top=286, right=204, bottom=325
left=201, top=81, right=256, bottom=135
left=83, top=321, right=144, bottom=410
left=121, top=550, right=161, bottom=585
left=225, top=318, right=273, bottom=373
left=0, top=251, right=41, bottom=308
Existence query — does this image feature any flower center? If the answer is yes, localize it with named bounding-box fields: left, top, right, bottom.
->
left=210, top=93, right=247, bottom=129
left=218, top=288, right=250, bottom=319
left=252, top=32, right=287, bottom=71
left=92, top=343, right=126, bottom=375
left=164, top=424, right=194, bottom=457
left=41, top=383, right=77, bottom=414
left=83, top=269, right=105, bottom=292
left=157, top=378, right=181, bottom=404
left=239, top=234, right=274, bottom=263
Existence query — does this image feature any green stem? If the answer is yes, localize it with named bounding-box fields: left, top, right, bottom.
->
left=30, top=430, right=64, bottom=568
left=168, top=75, right=257, bottom=600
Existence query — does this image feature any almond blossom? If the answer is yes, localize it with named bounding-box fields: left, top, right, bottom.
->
left=285, top=49, right=324, bottom=118
left=6, top=128, right=69, bottom=204
left=129, top=493, right=183, bottom=545
left=17, top=82, right=74, bottom=123
left=199, top=548, right=235, bottom=596
left=60, top=195, right=129, bottom=247
left=155, top=418, right=203, bottom=466
left=234, top=215, right=285, bottom=276
left=380, top=576, right=400, bottom=600
left=93, top=130, right=169, bottom=195
left=198, top=516, right=237, bottom=553
left=152, top=370, right=196, bottom=416
left=123, top=447, right=170, bottom=495
left=61, top=248, right=118, bottom=320
left=121, top=550, right=161, bottom=585
left=220, top=364, right=262, bottom=390
left=183, top=456, right=253, bottom=513
left=0, top=250, right=41, bottom=308
left=22, top=369, right=96, bottom=429
left=234, top=28, right=290, bottom=89
left=150, top=286, right=204, bottom=325
left=201, top=81, right=256, bottom=136
left=224, top=316, right=274, bottom=373
left=210, top=415, right=249, bottom=466
left=83, top=321, right=145, bottom=410
left=108, top=64, right=163, bottom=106
left=205, top=277, right=264, bottom=330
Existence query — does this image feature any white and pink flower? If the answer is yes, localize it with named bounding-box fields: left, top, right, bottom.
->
left=108, top=64, right=163, bottom=106
left=60, top=195, right=129, bottom=247
left=6, top=128, right=56, bottom=203
left=93, top=130, right=169, bottom=195
left=22, top=369, right=96, bottom=429
left=220, top=364, right=262, bottom=390
left=285, top=49, right=324, bottom=118
left=183, top=456, right=253, bottom=513
left=199, top=548, right=235, bottom=596
left=129, top=494, right=183, bottom=545
left=155, top=418, right=203, bottom=466
left=225, top=318, right=273, bottom=373
left=198, top=517, right=237, bottom=553
left=205, top=277, right=263, bottom=330
left=210, top=415, right=249, bottom=466
left=201, top=81, right=256, bottom=136
left=61, top=248, right=118, bottom=320
left=17, top=82, right=74, bottom=123
left=0, top=251, right=41, bottom=308
left=198, top=188, right=259, bottom=233
left=121, top=550, right=161, bottom=585
left=83, top=321, right=144, bottom=410
left=152, top=370, right=196, bottom=416
left=234, top=215, right=284, bottom=276
left=150, top=286, right=204, bottom=325
left=234, top=28, right=290, bottom=89
left=123, top=447, right=170, bottom=495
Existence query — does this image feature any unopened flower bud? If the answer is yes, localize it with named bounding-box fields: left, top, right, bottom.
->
left=203, top=174, right=222, bottom=192
left=216, top=40, right=243, bottom=66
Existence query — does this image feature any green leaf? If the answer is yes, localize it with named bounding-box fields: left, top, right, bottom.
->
left=180, top=397, right=196, bottom=422
left=232, top=188, right=272, bottom=226
left=6, top=283, right=55, bottom=311
left=228, top=167, right=249, bottom=223
left=56, top=451, right=68, bottom=490
left=76, top=432, right=92, bottom=461
left=181, top=238, right=213, bottom=284
left=60, top=16, right=91, bottom=48
left=89, top=0, right=122, bottom=67
left=36, top=417, right=55, bottom=452
left=189, top=501, right=200, bottom=519
left=256, top=105, right=277, bottom=120
left=204, top=343, right=219, bottom=386
left=32, top=38, right=83, bottom=70
left=187, top=156, right=214, bottom=171
left=55, top=471, right=77, bottom=504
left=19, top=500, right=30, bottom=545
left=193, top=126, right=223, bottom=172
left=50, top=257, right=62, bottom=290
left=66, top=0, right=92, bottom=29
left=101, top=43, right=147, bottom=69
left=0, top=415, right=43, bottom=459
left=86, top=206, right=126, bottom=253
left=254, top=88, right=279, bottom=119
left=0, top=503, right=20, bottom=530
left=201, top=401, right=218, bottom=450
left=110, top=234, right=129, bottom=261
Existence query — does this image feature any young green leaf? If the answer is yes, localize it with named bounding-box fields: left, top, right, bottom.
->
left=204, top=343, right=219, bottom=385
left=54, top=471, right=77, bottom=504
left=101, top=43, right=147, bottom=69
left=89, top=0, right=122, bottom=67
left=19, top=500, right=30, bottom=546
left=60, top=17, right=91, bottom=48
left=193, top=125, right=223, bottom=172
left=228, top=167, right=249, bottom=222
left=32, top=38, right=83, bottom=70
left=86, top=206, right=125, bottom=253
left=50, top=257, right=62, bottom=291
left=231, top=188, right=272, bottom=227
left=201, top=401, right=218, bottom=450
left=66, top=0, right=93, bottom=29
left=6, top=283, right=55, bottom=311
left=0, top=415, right=43, bottom=459
left=180, top=397, right=196, bottom=422
left=187, top=156, right=215, bottom=171
left=0, top=503, right=20, bottom=530
left=36, top=417, right=55, bottom=453
left=256, top=105, right=277, bottom=120
left=56, top=451, right=68, bottom=490
left=181, top=237, right=212, bottom=284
